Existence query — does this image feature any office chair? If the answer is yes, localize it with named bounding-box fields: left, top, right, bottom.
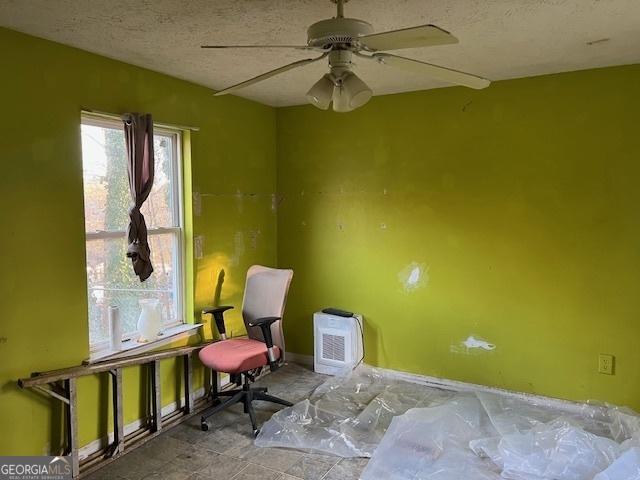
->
left=199, top=265, right=294, bottom=435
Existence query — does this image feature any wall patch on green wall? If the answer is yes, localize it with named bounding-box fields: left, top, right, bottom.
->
left=398, top=261, right=429, bottom=292
left=451, top=336, right=497, bottom=355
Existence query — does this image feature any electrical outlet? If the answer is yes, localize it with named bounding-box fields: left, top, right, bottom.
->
left=598, top=354, right=615, bottom=375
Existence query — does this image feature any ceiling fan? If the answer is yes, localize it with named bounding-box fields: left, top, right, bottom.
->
left=202, top=0, right=490, bottom=112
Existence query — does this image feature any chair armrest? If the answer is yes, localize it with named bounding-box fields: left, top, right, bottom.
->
left=247, top=316, right=281, bottom=371
left=202, top=306, right=234, bottom=338
left=247, top=316, right=281, bottom=328
left=202, top=305, right=234, bottom=315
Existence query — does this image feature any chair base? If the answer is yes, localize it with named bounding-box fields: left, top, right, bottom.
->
left=200, top=375, right=293, bottom=436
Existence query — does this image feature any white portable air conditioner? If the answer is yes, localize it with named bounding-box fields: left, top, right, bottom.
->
left=314, top=311, right=364, bottom=375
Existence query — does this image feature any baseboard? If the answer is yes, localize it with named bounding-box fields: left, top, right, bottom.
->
left=385, top=367, right=602, bottom=414
left=285, top=353, right=600, bottom=415
left=285, top=351, right=314, bottom=368
left=78, top=386, right=207, bottom=460
left=79, top=354, right=600, bottom=460
left=77, top=368, right=258, bottom=461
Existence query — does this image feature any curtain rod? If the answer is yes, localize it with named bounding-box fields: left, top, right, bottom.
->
left=81, top=108, right=200, bottom=132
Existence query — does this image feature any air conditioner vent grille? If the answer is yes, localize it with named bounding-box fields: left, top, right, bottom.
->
left=322, top=333, right=346, bottom=362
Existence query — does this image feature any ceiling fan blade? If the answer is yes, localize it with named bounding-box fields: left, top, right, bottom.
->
left=201, top=44, right=321, bottom=51
left=214, top=53, right=329, bottom=96
left=373, top=53, right=490, bottom=90
left=359, top=25, right=458, bottom=52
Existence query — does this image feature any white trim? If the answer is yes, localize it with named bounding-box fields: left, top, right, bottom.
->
left=81, top=109, right=200, bottom=132
left=81, top=115, right=186, bottom=352
left=377, top=366, right=600, bottom=414
left=171, top=129, right=187, bottom=326
left=78, top=386, right=206, bottom=460
left=89, top=318, right=184, bottom=355
left=87, top=323, right=202, bottom=364
left=78, top=354, right=603, bottom=462
left=81, top=114, right=126, bottom=131
left=86, top=227, right=181, bottom=240
left=78, top=368, right=267, bottom=460
left=285, top=353, right=602, bottom=415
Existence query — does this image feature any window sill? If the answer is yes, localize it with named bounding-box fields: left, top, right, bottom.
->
left=86, top=323, right=203, bottom=364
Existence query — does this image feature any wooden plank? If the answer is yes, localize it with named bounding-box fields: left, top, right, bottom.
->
left=66, top=378, right=79, bottom=478
left=151, top=360, right=161, bottom=431
left=18, top=341, right=214, bottom=387
left=183, top=354, right=193, bottom=413
left=33, top=385, right=70, bottom=404
left=111, top=369, right=124, bottom=456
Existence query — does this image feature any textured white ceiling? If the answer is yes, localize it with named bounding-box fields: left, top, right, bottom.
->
left=1, top=0, right=639, bottom=107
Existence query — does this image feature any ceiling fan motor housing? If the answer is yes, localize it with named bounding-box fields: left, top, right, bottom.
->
left=208, top=0, right=490, bottom=104
left=307, top=18, right=374, bottom=49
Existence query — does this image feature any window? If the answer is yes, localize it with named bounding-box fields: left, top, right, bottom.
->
left=81, top=116, right=184, bottom=350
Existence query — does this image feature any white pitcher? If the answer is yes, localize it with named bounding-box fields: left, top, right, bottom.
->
left=137, top=299, right=161, bottom=342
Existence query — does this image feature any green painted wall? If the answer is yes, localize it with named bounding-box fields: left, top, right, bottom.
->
left=276, top=64, right=640, bottom=409
left=0, top=28, right=276, bottom=455
left=2, top=22, right=640, bottom=457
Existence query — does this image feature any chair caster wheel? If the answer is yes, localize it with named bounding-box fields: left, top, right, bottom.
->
left=253, top=429, right=260, bottom=437
left=201, top=422, right=209, bottom=431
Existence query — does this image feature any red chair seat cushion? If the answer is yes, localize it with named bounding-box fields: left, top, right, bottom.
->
left=199, top=338, right=280, bottom=374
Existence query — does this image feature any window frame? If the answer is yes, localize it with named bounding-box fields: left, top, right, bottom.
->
left=80, top=114, right=186, bottom=355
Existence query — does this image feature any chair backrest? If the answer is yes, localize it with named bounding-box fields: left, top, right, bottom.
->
left=242, top=265, right=293, bottom=360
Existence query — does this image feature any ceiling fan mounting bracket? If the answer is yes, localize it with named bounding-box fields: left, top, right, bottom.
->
left=329, top=0, right=350, bottom=18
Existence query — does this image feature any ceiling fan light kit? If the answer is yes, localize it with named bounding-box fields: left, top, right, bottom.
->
left=203, top=0, right=491, bottom=112
left=340, top=72, right=373, bottom=110
left=305, top=49, right=373, bottom=112
left=306, top=74, right=334, bottom=110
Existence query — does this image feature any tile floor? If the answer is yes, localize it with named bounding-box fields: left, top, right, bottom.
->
left=86, top=363, right=369, bottom=480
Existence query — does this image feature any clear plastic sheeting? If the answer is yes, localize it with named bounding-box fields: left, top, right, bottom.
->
left=476, top=391, right=612, bottom=438
left=608, top=408, right=640, bottom=443
left=255, top=365, right=640, bottom=479
left=594, top=447, right=640, bottom=480
left=361, top=396, right=503, bottom=480
left=496, top=420, right=618, bottom=479
left=474, top=392, right=620, bottom=479
left=255, top=365, right=456, bottom=457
